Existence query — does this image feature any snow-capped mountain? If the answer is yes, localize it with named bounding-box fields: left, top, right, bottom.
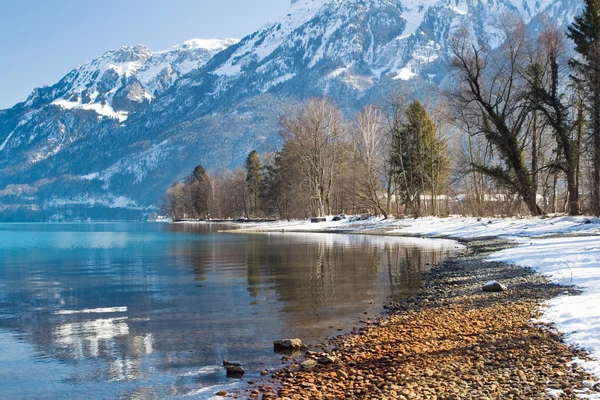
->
left=26, top=38, right=239, bottom=122
left=202, top=0, right=562, bottom=95
left=0, top=0, right=580, bottom=221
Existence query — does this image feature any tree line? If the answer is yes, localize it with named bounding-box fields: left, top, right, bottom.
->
left=162, top=96, right=449, bottom=220
left=163, top=5, right=600, bottom=219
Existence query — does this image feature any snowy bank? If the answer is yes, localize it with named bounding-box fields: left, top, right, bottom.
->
left=490, top=236, right=600, bottom=380
left=235, top=215, right=600, bottom=382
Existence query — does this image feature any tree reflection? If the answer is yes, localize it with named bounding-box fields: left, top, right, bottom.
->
left=0, top=223, right=459, bottom=399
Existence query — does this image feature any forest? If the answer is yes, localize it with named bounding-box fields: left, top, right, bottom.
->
left=161, top=8, right=600, bottom=220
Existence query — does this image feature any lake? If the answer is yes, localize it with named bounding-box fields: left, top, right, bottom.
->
left=0, top=222, right=461, bottom=399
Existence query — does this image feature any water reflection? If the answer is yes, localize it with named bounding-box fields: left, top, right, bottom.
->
left=0, top=223, right=462, bottom=399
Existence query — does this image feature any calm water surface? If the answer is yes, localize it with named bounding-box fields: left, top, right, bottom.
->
left=0, top=223, right=461, bottom=399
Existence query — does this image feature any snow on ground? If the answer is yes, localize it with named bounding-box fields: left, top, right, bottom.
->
left=236, top=215, right=600, bottom=384
left=490, top=236, right=600, bottom=380
left=240, top=215, right=600, bottom=238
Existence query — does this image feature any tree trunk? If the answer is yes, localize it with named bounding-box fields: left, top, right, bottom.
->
left=552, top=171, right=558, bottom=214
left=508, top=135, right=542, bottom=216
left=593, top=92, right=600, bottom=216
left=531, top=111, right=539, bottom=194
left=566, top=168, right=580, bottom=215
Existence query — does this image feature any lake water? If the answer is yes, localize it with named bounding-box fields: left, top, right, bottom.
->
left=0, top=223, right=461, bottom=399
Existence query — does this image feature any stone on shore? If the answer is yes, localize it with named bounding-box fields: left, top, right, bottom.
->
left=482, top=280, right=507, bottom=292
left=317, top=355, right=337, bottom=365
left=274, top=338, right=303, bottom=350
left=300, top=359, right=318, bottom=370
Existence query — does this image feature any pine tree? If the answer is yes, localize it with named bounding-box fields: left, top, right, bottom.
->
left=390, top=101, right=446, bottom=217
left=568, top=0, right=600, bottom=215
left=245, top=151, right=263, bottom=218
left=186, top=164, right=212, bottom=219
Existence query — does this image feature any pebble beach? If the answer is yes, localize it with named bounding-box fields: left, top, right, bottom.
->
left=230, top=238, right=600, bottom=399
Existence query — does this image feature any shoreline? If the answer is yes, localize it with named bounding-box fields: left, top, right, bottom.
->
left=215, top=219, right=600, bottom=399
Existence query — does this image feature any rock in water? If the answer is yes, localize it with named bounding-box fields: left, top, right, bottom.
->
left=223, top=360, right=244, bottom=378
left=274, top=338, right=303, bottom=350
left=482, top=281, right=508, bottom=292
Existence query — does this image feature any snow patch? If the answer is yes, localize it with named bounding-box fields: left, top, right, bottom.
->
left=400, top=0, right=427, bottom=38
left=393, top=67, right=416, bottom=80
left=53, top=98, right=129, bottom=122
left=0, top=130, right=15, bottom=152
left=448, top=5, right=468, bottom=15
left=80, top=172, right=100, bottom=181
left=215, top=62, right=242, bottom=77
left=167, top=38, right=240, bottom=53
left=490, top=236, right=600, bottom=379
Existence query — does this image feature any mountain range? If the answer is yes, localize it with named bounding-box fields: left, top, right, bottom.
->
left=0, top=0, right=579, bottom=221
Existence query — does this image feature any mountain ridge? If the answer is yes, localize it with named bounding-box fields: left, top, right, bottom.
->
left=0, top=0, right=580, bottom=221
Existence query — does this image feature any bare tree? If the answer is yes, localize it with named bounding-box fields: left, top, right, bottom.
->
left=279, top=98, right=346, bottom=217
left=350, top=105, right=392, bottom=217
left=447, top=19, right=542, bottom=215
left=161, top=181, right=193, bottom=220
left=525, top=24, right=582, bottom=215
left=212, top=169, right=246, bottom=219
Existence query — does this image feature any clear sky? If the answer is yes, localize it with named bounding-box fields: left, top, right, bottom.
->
left=0, top=0, right=290, bottom=109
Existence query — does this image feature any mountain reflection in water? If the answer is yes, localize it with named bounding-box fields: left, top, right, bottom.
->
left=0, top=222, right=462, bottom=399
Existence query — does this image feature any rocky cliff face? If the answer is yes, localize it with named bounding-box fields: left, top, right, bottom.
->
left=0, top=0, right=579, bottom=221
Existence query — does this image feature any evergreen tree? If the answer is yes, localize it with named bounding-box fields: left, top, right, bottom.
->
left=186, top=164, right=212, bottom=219
left=568, top=0, right=600, bottom=215
left=390, top=101, right=446, bottom=217
left=245, top=151, right=263, bottom=218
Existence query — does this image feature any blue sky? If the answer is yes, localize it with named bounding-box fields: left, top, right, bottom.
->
left=0, top=0, right=289, bottom=109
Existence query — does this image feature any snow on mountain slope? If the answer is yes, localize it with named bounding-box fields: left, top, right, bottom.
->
left=29, top=38, right=238, bottom=122
left=210, top=0, right=566, bottom=96
left=0, top=38, right=238, bottom=167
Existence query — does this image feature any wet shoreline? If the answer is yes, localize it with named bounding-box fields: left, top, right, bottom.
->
left=226, top=236, right=600, bottom=399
